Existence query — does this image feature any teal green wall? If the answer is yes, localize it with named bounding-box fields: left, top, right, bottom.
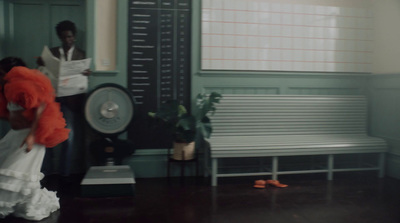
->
left=126, top=0, right=374, bottom=178
left=1, top=0, right=399, bottom=179
left=2, top=0, right=86, bottom=68
left=370, top=75, right=400, bottom=179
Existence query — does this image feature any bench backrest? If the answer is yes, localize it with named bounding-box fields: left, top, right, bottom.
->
left=210, top=95, right=368, bottom=136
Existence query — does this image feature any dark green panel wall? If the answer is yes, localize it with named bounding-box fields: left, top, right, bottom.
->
left=7, top=3, right=48, bottom=67
left=3, top=0, right=85, bottom=68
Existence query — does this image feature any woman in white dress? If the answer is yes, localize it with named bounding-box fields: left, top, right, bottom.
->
left=0, top=57, right=69, bottom=221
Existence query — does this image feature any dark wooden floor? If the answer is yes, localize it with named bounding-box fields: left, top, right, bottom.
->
left=2, top=172, right=400, bottom=223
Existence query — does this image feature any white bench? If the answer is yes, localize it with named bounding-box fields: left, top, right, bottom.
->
left=206, top=95, right=387, bottom=186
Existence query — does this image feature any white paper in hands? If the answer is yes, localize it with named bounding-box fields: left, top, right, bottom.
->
left=41, top=46, right=60, bottom=76
left=59, top=59, right=91, bottom=77
left=40, top=45, right=91, bottom=97
left=58, top=59, right=91, bottom=97
left=58, top=74, right=89, bottom=97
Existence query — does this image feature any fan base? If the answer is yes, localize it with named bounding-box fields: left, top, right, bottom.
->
left=80, top=165, right=135, bottom=197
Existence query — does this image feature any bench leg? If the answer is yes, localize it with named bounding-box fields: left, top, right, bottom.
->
left=327, top=154, right=334, bottom=181
left=378, top=153, right=385, bottom=178
left=272, top=156, right=278, bottom=180
left=212, top=158, right=218, bottom=186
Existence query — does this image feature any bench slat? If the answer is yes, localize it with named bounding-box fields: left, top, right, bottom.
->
left=211, top=95, right=367, bottom=136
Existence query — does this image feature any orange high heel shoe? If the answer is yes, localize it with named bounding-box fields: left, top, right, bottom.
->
left=265, top=180, right=288, bottom=188
left=253, top=180, right=267, bottom=189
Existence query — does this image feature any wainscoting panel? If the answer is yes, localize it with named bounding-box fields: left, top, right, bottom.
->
left=369, top=74, right=400, bottom=179
left=125, top=149, right=199, bottom=178
left=127, top=72, right=371, bottom=178
left=370, top=88, right=400, bottom=138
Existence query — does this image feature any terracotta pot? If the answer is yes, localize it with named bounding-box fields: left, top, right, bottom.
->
left=172, top=141, right=195, bottom=160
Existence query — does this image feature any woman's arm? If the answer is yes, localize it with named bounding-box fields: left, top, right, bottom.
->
left=23, top=103, right=46, bottom=152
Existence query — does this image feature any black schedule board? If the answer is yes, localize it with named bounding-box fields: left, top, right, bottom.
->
left=127, top=0, right=191, bottom=149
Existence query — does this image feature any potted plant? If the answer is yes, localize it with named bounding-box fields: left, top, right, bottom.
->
left=148, top=92, right=222, bottom=160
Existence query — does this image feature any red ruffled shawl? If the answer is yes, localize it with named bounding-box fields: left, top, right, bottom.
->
left=0, top=67, right=70, bottom=147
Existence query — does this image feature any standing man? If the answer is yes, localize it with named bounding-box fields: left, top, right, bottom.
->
left=39, top=20, right=90, bottom=177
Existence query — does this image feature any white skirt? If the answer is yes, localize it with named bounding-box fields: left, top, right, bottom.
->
left=0, top=129, right=60, bottom=221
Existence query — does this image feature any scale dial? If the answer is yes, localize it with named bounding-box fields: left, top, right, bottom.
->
left=85, top=84, right=135, bottom=135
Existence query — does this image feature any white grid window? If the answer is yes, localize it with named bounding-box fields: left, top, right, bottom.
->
left=201, top=0, right=373, bottom=73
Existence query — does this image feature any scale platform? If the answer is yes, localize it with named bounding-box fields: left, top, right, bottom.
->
left=81, top=165, right=135, bottom=197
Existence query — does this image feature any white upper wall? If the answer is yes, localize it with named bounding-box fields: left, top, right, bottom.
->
left=372, top=0, right=400, bottom=74
left=246, top=0, right=400, bottom=74
left=93, top=0, right=400, bottom=74
left=95, top=0, right=117, bottom=71
left=260, top=0, right=368, bottom=7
